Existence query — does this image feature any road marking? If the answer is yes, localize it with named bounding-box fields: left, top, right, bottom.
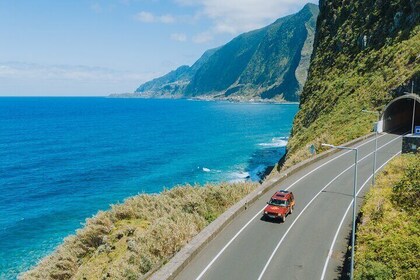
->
left=282, top=133, right=387, bottom=190
left=194, top=209, right=263, bottom=280
left=256, top=135, right=403, bottom=280
left=319, top=151, right=401, bottom=280
left=194, top=133, right=393, bottom=280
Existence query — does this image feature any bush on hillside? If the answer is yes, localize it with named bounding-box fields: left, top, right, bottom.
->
left=355, top=153, right=420, bottom=279
left=21, top=182, right=257, bottom=280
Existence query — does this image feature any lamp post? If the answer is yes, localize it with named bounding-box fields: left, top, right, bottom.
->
left=322, top=143, right=358, bottom=280
left=410, top=82, right=416, bottom=134
left=404, top=81, right=417, bottom=135
left=411, top=94, right=416, bottom=135
left=362, top=110, right=380, bottom=185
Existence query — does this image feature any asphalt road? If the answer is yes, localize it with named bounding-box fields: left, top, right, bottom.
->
left=175, top=132, right=404, bottom=280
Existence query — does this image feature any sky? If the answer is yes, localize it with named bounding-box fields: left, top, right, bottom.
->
left=0, top=0, right=318, bottom=96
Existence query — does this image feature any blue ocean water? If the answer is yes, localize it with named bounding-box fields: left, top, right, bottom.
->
left=0, top=97, right=297, bottom=278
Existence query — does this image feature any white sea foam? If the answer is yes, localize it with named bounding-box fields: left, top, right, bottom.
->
left=258, top=137, right=288, bottom=148
left=202, top=167, right=211, bottom=172
left=227, top=171, right=250, bottom=183
left=227, top=165, right=269, bottom=183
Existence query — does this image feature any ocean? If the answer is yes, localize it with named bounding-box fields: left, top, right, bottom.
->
left=0, top=97, right=297, bottom=278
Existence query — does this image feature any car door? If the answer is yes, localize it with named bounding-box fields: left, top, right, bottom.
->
left=290, top=193, right=295, bottom=207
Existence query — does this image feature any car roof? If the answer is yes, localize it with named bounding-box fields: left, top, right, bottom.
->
left=271, top=190, right=291, bottom=200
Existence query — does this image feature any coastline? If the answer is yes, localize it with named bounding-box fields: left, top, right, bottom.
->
left=107, top=93, right=299, bottom=105
left=2, top=97, right=296, bottom=279
left=21, top=182, right=259, bottom=279
left=20, top=152, right=284, bottom=279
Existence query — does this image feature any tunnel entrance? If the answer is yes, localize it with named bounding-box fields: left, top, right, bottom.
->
left=379, top=94, right=420, bottom=133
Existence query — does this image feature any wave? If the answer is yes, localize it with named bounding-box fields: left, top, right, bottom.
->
left=228, top=171, right=250, bottom=183
left=258, top=137, right=288, bottom=148
left=228, top=164, right=268, bottom=183
left=198, top=167, right=222, bottom=173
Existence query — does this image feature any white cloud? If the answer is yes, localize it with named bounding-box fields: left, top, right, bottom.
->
left=170, top=33, right=187, bottom=42
left=135, top=11, right=176, bottom=24
left=177, top=0, right=318, bottom=37
left=135, top=11, right=156, bottom=23
left=0, top=62, right=158, bottom=96
left=0, top=62, right=152, bottom=82
left=192, top=32, right=213, bottom=44
left=160, top=14, right=176, bottom=24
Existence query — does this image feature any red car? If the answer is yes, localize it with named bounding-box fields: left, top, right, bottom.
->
left=263, top=190, right=295, bottom=222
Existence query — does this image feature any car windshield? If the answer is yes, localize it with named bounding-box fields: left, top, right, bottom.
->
left=269, top=199, right=288, bottom=206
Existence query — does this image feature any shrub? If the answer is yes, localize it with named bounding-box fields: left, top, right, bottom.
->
left=355, top=154, right=420, bottom=279
left=20, top=182, right=257, bottom=279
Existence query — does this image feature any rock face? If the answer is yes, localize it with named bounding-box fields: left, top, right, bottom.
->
left=284, top=0, right=420, bottom=168
left=133, top=48, right=219, bottom=98
left=130, top=3, right=319, bottom=102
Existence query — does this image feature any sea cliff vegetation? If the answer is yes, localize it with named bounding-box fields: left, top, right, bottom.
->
left=117, top=4, right=319, bottom=102
left=21, top=182, right=257, bottom=280
left=282, top=0, right=420, bottom=169
left=355, top=153, right=419, bottom=279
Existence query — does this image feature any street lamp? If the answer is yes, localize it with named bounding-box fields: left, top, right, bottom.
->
left=322, top=143, right=358, bottom=280
left=362, top=110, right=380, bottom=185
left=405, top=82, right=417, bottom=134
left=409, top=82, right=416, bottom=135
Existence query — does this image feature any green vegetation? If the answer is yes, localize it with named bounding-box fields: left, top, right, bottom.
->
left=130, top=3, right=319, bottom=102
left=283, top=0, right=420, bottom=169
left=132, top=48, right=219, bottom=98
left=355, top=153, right=420, bottom=279
left=21, top=182, right=257, bottom=280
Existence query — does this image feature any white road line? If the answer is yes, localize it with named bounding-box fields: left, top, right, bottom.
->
left=319, top=151, right=401, bottom=280
left=194, top=209, right=263, bottom=280
left=194, top=133, right=394, bottom=280
left=256, top=135, right=403, bottom=280
left=283, top=133, right=387, bottom=190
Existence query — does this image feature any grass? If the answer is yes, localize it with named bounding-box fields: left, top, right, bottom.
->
left=355, top=153, right=420, bottom=279
left=280, top=0, right=420, bottom=170
left=20, top=182, right=257, bottom=280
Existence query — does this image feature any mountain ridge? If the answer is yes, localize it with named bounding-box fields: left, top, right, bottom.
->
left=114, top=3, right=319, bottom=102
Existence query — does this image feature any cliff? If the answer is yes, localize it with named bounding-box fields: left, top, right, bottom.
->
left=128, top=3, right=319, bottom=102
left=133, top=48, right=219, bottom=98
left=283, top=0, right=420, bottom=167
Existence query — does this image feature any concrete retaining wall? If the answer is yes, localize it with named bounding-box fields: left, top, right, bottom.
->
left=402, top=134, right=420, bottom=153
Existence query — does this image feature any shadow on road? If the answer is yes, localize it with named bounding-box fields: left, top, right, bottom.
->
left=259, top=215, right=285, bottom=224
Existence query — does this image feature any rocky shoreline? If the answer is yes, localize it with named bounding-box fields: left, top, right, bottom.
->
left=108, top=93, right=298, bottom=105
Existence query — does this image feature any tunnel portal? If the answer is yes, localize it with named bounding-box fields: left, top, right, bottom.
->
left=380, top=94, right=420, bottom=133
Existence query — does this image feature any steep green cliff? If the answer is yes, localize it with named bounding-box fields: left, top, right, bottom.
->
left=132, top=3, right=319, bottom=102
left=133, top=48, right=218, bottom=98
left=284, top=0, right=420, bottom=167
